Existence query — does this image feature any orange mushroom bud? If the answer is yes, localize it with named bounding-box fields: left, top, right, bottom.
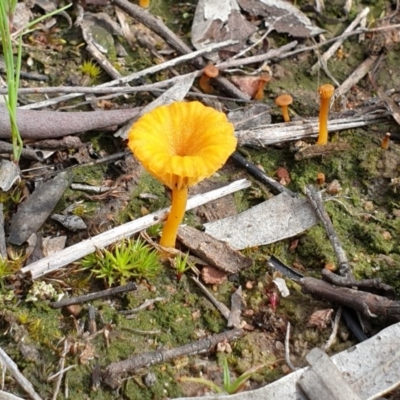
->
left=381, top=132, right=391, bottom=150
left=139, top=0, right=150, bottom=7
left=316, top=84, right=335, bottom=145
left=199, top=64, right=219, bottom=94
left=254, top=73, right=271, bottom=100
left=316, top=172, right=326, bottom=185
left=128, top=101, right=237, bottom=248
left=275, top=94, right=293, bottom=122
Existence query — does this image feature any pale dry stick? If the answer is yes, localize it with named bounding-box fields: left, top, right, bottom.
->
left=235, top=112, right=390, bottom=147
left=311, top=7, right=370, bottom=74
left=216, top=41, right=298, bottom=70
left=103, top=328, right=245, bottom=389
left=324, top=307, right=342, bottom=351
left=19, top=39, right=238, bottom=110
left=285, top=322, right=298, bottom=371
left=336, top=55, right=378, bottom=98
left=19, top=179, right=251, bottom=280
left=51, top=339, right=69, bottom=400
left=47, top=365, right=76, bottom=382
left=280, top=23, right=400, bottom=62
left=0, top=391, right=25, bottom=400
left=0, top=347, right=42, bottom=400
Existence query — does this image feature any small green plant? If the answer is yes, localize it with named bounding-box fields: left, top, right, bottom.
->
left=172, top=252, right=193, bottom=281
left=179, top=358, right=265, bottom=395
left=80, top=238, right=161, bottom=287
left=146, top=223, right=163, bottom=238
left=80, top=60, right=102, bottom=84
left=0, top=0, right=23, bottom=162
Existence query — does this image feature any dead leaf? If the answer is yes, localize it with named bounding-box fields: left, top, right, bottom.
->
left=231, top=74, right=271, bottom=98
left=191, top=0, right=257, bottom=61
left=237, top=0, right=325, bottom=38
left=307, top=309, right=334, bottom=330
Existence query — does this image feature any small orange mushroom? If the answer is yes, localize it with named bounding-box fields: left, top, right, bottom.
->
left=316, top=84, right=335, bottom=145
left=381, top=132, right=391, bottom=150
left=254, top=73, right=271, bottom=100
left=275, top=94, right=293, bottom=122
left=199, top=64, right=219, bottom=94
left=128, top=101, right=237, bottom=248
left=139, top=0, right=150, bottom=7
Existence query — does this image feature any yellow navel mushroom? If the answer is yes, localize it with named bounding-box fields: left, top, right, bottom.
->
left=128, top=101, right=237, bottom=248
left=316, top=84, right=335, bottom=145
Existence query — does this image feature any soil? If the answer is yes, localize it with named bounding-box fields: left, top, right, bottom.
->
left=1, top=0, right=400, bottom=399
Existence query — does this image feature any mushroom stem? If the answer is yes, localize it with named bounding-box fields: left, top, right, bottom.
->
left=316, top=84, right=335, bottom=145
left=159, top=187, right=188, bottom=248
left=280, top=105, right=290, bottom=122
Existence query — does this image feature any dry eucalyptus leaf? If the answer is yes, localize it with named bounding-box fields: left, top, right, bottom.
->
left=191, top=0, right=257, bottom=62
left=237, top=0, right=325, bottom=37
left=204, top=192, right=318, bottom=250
left=230, top=75, right=269, bottom=99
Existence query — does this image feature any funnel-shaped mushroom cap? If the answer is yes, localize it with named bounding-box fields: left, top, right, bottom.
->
left=128, top=101, right=237, bottom=190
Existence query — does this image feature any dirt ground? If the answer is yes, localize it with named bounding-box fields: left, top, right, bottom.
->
left=1, top=0, right=400, bottom=399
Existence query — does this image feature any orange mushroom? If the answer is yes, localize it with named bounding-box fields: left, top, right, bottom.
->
left=128, top=101, right=237, bottom=248
left=254, top=73, right=271, bottom=100
left=139, top=0, right=150, bottom=7
left=199, top=65, right=219, bottom=94
left=275, top=94, right=293, bottom=122
left=381, top=132, right=391, bottom=150
left=316, top=84, right=335, bottom=145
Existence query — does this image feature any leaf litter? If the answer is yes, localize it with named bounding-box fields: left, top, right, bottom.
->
left=1, top=0, right=400, bottom=399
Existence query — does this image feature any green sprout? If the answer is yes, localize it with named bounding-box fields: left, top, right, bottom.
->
left=0, top=0, right=23, bottom=162
left=80, top=60, right=102, bottom=84
left=80, top=237, right=161, bottom=287
left=180, top=358, right=265, bottom=395
left=172, top=252, right=193, bottom=281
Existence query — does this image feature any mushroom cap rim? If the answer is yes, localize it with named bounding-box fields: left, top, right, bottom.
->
left=203, top=64, right=219, bottom=78
left=275, top=94, right=293, bottom=106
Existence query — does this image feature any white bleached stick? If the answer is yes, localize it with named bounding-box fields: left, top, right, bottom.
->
left=20, top=179, right=251, bottom=280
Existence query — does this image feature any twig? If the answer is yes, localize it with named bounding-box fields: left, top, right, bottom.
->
left=305, top=185, right=353, bottom=279
left=191, top=276, right=231, bottom=320
left=50, top=282, right=138, bottom=308
left=311, top=8, right=370, bottom=73
left=284, top=322, right=298, bottom=371
left=236, top=111, right=390, bottom=147
left=230, top=152, right=296, bottom=197
left=0, top=347, right=42, bottom=400
left=324, top=307, right=342, bottom=351
left=102, top=328, right=245, bottom=389
left=51, top=339, right=69, bottom=400
left=19, top=179, right=251, bottom=280
left=336, top=56, right=378, bottom=98
left=19, top=39, right=238, bottom=110
left=0, top=204, right=6, bottom=258
left=216, top=41, right=298, bottom=70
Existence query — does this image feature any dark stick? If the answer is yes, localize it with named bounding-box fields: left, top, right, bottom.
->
left=230, top=152, right=297, bottom=197
left=305, top=185, right=353, bottom=279
left=102, top=328, right=245, bottom=389
left=301, top=277, right=400, bottom=322
left=50, top=282, right=137, bottom=308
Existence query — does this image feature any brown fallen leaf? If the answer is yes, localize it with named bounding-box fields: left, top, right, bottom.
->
left=307, top=309, right=334, bottom=330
